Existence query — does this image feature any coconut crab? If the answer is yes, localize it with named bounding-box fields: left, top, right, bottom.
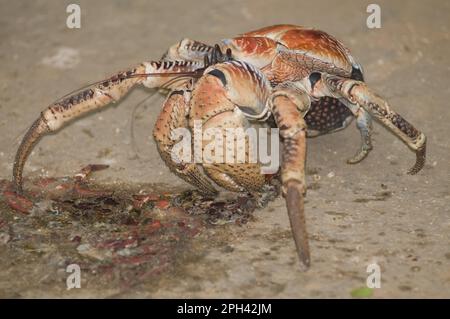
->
left=9, top=25, right=426, bottom=270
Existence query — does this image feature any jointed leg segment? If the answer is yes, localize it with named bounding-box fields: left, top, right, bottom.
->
left=270, top=83, right=311, bottom=270
left=338, top=99, right=374, bottom=164
left=13, top=60, right=204, bottom=192
left=323, top=75, right=426, bottom=174
left=13, top=64, right=146, bottom=192
left=349, top=107, right=373, bottom=164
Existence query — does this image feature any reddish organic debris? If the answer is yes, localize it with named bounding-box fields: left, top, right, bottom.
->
left=132, top=193, right=160, bottom=209
left=74, top=164, right=110, bottom=182
left=3, top=190, right=33, bottom=214
left=0, top=174, right=257, bottom=290
left=32, top=177, right=58, bottom=188
left=155, top=199, right=170, bottom=209
left=72, top=184, right=112, bottom=198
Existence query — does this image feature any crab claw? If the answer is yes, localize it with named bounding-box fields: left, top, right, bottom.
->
left=285, top=180, right=310, bottom=270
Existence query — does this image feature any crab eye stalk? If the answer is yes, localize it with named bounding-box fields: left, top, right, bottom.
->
left=208, top=44, right=234, bottom=65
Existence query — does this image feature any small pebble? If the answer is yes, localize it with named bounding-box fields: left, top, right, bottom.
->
left=77, top=244, right=91, bottom=252
left=411, top=266, right=421, bottom=272
left=116, top=248, right=133, bottom=257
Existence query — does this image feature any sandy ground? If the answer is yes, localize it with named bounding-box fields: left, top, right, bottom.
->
left=0, top=0, right=449, bottom=298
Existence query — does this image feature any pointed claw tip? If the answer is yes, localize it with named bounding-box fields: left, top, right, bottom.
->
left=297, top=254, right=311, bottom=272
left=407, top=142, right=426, bottom=175
left=407, top=167, right=419, bottom=175
left=285, top=181, right=311, bottom=270
left=297, top=254, right=312, bottom=271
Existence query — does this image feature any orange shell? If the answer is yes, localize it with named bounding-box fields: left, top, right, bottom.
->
left=241, top=24, right=355, bottom=73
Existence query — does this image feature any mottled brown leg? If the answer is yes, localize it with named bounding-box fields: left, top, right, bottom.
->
left=153, top=91, right=217, bottom=195
left=13, top=64, right=147, bottom=192
left=270, top=84, right=311, bottom=270
left=324, top=75, right=426, bottom=174
left=13, top=60, right=203, bottom=193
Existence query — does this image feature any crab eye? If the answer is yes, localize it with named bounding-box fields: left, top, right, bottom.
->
left=309, top=72, right=321, bottom=89
left=351, top=65, right=364, bottom=81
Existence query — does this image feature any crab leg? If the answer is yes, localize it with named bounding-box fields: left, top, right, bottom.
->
left=270, top=83, right=311, bottom=270
left=348, top=107, right=373, bottom=164
left=12, top=61, right=203, bottom=192
left=323, top=75, right=427, bottom=174
left=338, top=99, right=374, bottom=164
